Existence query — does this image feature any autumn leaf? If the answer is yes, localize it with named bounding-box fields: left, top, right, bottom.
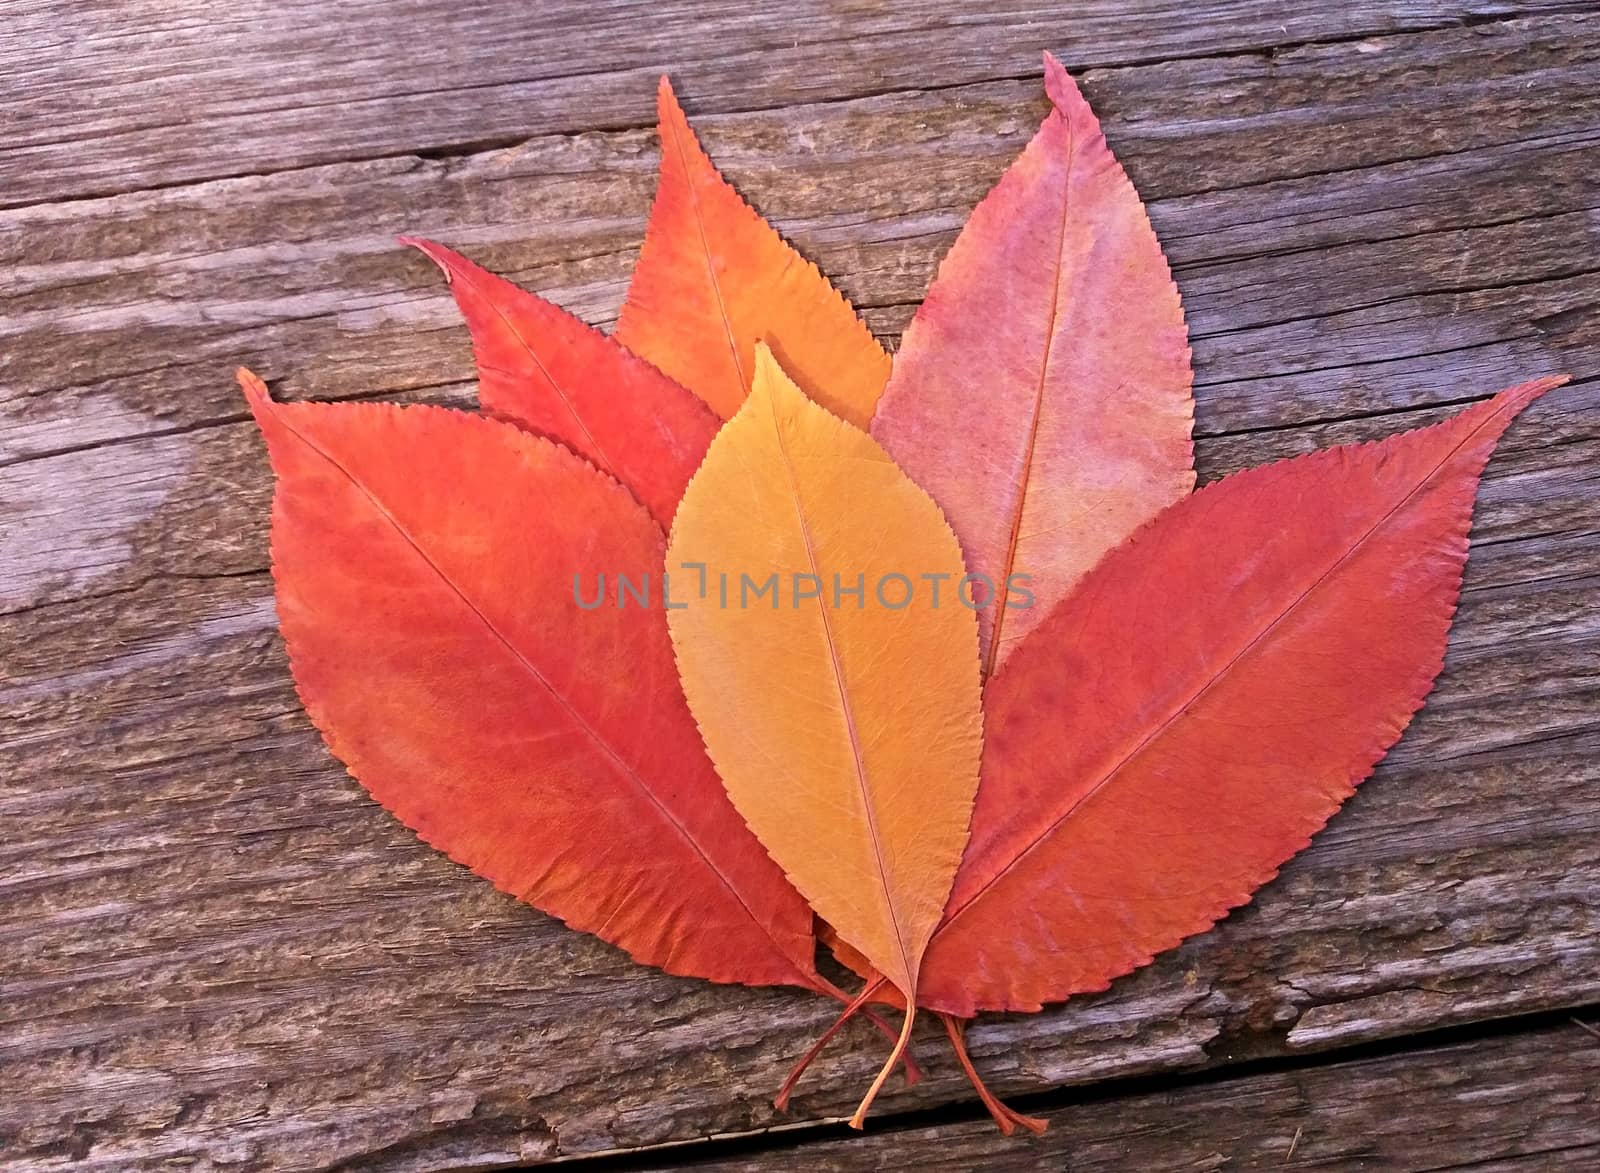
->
left=911, top=378, right=1564, bottom=1014
left=236, top=56, right=1572, bottom=1141
left=403, top=237, right=718, bottom=525
left=616, top=78, right=891, bottom=426
left=873, top=53, right=1195, bottom=678
left=664, top=345, right=983, bottom=1126
left=239, top=369, right=821, bottom=990
left=784, top=379, right=1559, bottom=1128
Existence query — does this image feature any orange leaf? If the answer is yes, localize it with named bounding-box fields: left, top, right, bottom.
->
left=616, top=78, right=891, bottom=427
left=873, top=54, right=1195, bottom=678
left=915, top=378, right=1564, bottom=1015
left=403, top=237, right=718, bottom=525
left=239, top=369, right=820, bottom=991
left=664, top=345, right=982, bottom=1124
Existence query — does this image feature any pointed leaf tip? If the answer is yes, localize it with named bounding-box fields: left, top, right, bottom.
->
left=237, top=368, right=270, bottom=407
left=399, top=237, right=719, bottom=525
left=1041, top=51, right=1079, bottom=109
left=1498, top=373, right=1568, bottom=413
left=400, top=236, right=457, bottom=285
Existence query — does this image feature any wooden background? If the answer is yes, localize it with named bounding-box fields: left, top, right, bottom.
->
left=4, top=1, right=1599, bottom=1168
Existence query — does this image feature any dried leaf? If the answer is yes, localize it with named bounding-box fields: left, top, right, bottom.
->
left=235, top=59, right=1572, bottom=1139
left=873, top=54, right=1195, bottom=677
left=664, top=345, right=982, bottom=1123
left=616, top=79, right=891, bottom=426
left=915, top=378, right=1563, bottom=1014
left=404, top=237, right=718, bottom=525
left=241, top=370, right=820, bottom=990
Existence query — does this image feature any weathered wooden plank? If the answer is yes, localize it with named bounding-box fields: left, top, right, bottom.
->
left=5, top=15, right=1595, bottom=464
left=3, top=1, right=1591, bottom=208
left=676, top=1021, right=1600, bottom=1171
left=2, top=15, right=1595, bottom=618
left=4, top=8, right=1599, bottom=1171
left=3, top=396, right=1595, bottom=1167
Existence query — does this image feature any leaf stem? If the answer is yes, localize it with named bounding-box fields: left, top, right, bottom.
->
left=938, top=1012, right=1048, bottom=1135
left=812, top=975, right=919, bottom=1084
left=849, top=999, right=915, bottom=1128
left=777, top=978, right=910, bottom=1109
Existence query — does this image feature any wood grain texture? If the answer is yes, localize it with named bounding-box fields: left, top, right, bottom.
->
left=683, top=1021, right=1600, bottom=1171
left=4, top=1, right=1593, bottom=209
left=2, top=3, right=1598, bottom=1169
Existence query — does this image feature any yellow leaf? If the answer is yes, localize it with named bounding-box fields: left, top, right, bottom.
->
left=665, top=344, right=982, bottom=1125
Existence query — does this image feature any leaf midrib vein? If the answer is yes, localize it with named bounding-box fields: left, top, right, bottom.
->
left=668, top=111, right=747, bottom=400
left=453, top=260, right=618, bottom=477
left=765, top=389, right=915, bottom=992
left=984, top=105, right=1077, bottom=678
left=273, top=407, right=801, bottom=977
left=937, top=389, right=1531, bottom=943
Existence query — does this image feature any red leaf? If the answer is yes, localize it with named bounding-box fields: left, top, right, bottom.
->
left=403, top=237, right=718, bottom=525
left=240, top=370, right=819, bottom=990
left=872, top=54, right=1194, bottom=678
left=916, top=378, right=1564, bottom=1015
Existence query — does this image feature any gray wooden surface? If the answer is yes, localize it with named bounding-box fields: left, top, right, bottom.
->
left=3, top=2, right=1598, bottom=1169
left=687, top=1021, right=1600, bottom=1170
